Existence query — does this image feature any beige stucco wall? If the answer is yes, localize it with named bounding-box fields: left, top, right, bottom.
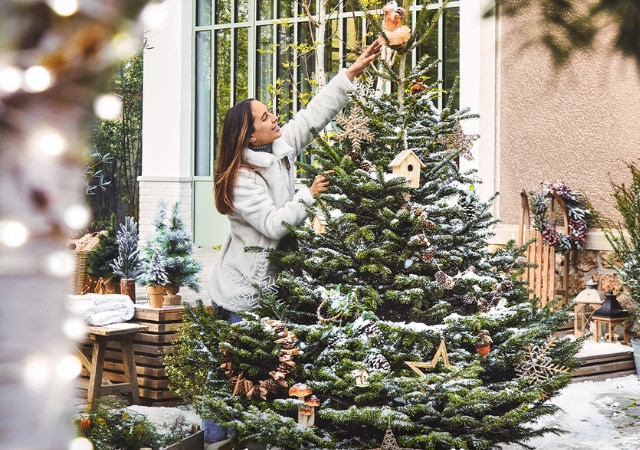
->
left=496, top=5, right=640, bottom=235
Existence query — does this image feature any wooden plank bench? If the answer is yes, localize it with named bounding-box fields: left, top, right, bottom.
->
left=77, top=322, right=148, bottom=411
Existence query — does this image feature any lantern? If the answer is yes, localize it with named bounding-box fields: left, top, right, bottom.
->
left=591, top=291, right=630, bottom=344
left=573, top=279, right=603, bottom=338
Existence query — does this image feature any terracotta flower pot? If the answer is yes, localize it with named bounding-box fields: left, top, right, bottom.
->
left=163, top=284, right=182, bottom=306
left=475, top=342, right=491, bottom=356
left=147, top=285, right=165, bottom=308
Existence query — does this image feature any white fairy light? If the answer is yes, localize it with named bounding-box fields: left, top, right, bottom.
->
left=63, top=203, right=91, bottom=230
left=57, top=354, right=82, bottom=380
left=94, top=94, right=123, bottom=120
left=0, top=65, right=23, bottom=93
left=0, top=220, right=30, bottom=247
left=48, top=0, right=79, bottom=17
left=62, top=317, right=87, bottom=341
left=112, top=32, right=139, bottom=60
left=23, top=354, right=52, bottom=389
left=69, top=437, right=93, bottom=450
left=30, top=128, right=67, bottom=156
left=139, top=2, right=168, bottom=30
left=43, top=250, right=75, bottom=277
left=23, top=65, right=54, bottom=92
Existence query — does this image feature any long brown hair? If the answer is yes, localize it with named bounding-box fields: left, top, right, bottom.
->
left=214, top=99, right=255, bottom=215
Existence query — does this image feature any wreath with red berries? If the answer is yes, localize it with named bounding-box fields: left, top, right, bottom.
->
left=529, top=181, right=591, bottom=253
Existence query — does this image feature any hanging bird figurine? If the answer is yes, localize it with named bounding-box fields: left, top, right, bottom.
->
left=378, top=1, right=411, bottom=47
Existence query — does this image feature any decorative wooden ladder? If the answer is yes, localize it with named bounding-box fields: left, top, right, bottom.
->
left=518, top=190, right=570, bottom=307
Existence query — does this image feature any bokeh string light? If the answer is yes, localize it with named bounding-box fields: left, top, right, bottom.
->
left=0, top=1, right=156, bottom=449
left=48, top=0, right=79, bottom=17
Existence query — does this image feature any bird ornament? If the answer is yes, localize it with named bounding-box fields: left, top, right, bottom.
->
left=378, top=1, right=411, bottom=47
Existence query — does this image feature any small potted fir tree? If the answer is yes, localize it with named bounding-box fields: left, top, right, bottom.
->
left=138, top=249, right=169, bottom=308
left=111, top=216, right=144, bottom=302
left=140, top=201, right=201, bottom=305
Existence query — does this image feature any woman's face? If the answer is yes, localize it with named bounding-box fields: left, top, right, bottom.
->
left=250, top=100, right=281, bottom=146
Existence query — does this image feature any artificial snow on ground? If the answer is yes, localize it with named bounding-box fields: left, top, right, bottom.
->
left=129, top=342, right=640, bottom=450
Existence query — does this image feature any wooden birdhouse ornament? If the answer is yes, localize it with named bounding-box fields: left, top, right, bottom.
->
left=312, top=212, right=327, bottom=234
left=389, top=150, right=424, bottom=188
left=352, top=368, right=370, bottom=388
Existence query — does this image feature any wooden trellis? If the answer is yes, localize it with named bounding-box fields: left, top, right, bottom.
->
left=518, top=190, right=570, bottom=307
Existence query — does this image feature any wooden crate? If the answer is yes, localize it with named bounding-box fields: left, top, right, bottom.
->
left=78, top=305, right=189, bottom=406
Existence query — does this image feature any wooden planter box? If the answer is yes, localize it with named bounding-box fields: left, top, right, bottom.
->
left=163, top=430, right=204, bottom=450
left=78, top=305, right=188, bottom=406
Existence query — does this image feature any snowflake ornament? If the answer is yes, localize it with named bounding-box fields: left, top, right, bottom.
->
left=437, top=120, right=478, bottom=160
left=516, top=336, right=569, bottom=382
left=336, top=105, right=375, bottom=152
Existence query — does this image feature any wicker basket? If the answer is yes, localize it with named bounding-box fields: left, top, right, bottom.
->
left=68, top=232, right=102, bottom=295
left=70, top=250, right=90, bottom=294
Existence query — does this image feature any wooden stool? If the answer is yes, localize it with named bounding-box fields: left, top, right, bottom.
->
left=77, top=322, right=148, bottom=411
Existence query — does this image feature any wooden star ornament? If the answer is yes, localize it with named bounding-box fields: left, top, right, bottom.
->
left=405, top=335, right=452, bottom=377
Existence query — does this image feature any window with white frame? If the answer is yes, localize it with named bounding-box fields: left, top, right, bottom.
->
left=193, top=0, right=460, bottom=177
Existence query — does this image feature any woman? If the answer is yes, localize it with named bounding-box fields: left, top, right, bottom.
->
left=208, top=41, right=381, bottom=318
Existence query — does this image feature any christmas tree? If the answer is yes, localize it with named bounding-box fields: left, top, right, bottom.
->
left=167, top=6, right=581, bottom=449
left=138, top=201, right=201, bottom=293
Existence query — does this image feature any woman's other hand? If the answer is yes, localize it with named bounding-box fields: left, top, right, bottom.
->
left=310, top=173, right=331, bottom=196
left=346, top=40, right=382, bottom=81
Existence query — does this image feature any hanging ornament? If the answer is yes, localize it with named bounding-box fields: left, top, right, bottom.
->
left=474, top=331, right=493, bottom=357
left=516, top=336, right=569, bottom=383
left=389, top=150, right=424, bottom=189
left=352, top=368, right=371, bottom=388
left=436, top=119, right=479, bottom=161
left=377, top=1, right=411, bottom=48
left=370, top=421, right=419, bottom=450
left=405, top=335, right=452, bottom=377
left=336, top=104, right=374, bottom=152
left=410, top=77, right=427, bottom=94
left=289, top=383, right=315, bottom=427
left=317, top=286, right=353, bottom=324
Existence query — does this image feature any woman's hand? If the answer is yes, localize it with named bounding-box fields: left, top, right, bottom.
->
left=346, top=40, right=382, bottom=81
left=310, top=173, right=332, bottom=196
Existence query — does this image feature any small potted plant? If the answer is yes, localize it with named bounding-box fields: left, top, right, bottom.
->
left=474, top=330, right=493, bottom=357
left=111, top=216, right=143, bottom=302
left=141, top=201, right=201, bottom=305
left=138, top=249, right=169, bottom=308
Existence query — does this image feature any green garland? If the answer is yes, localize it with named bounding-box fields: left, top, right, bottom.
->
left=529, top=181, right=591, bottom=253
